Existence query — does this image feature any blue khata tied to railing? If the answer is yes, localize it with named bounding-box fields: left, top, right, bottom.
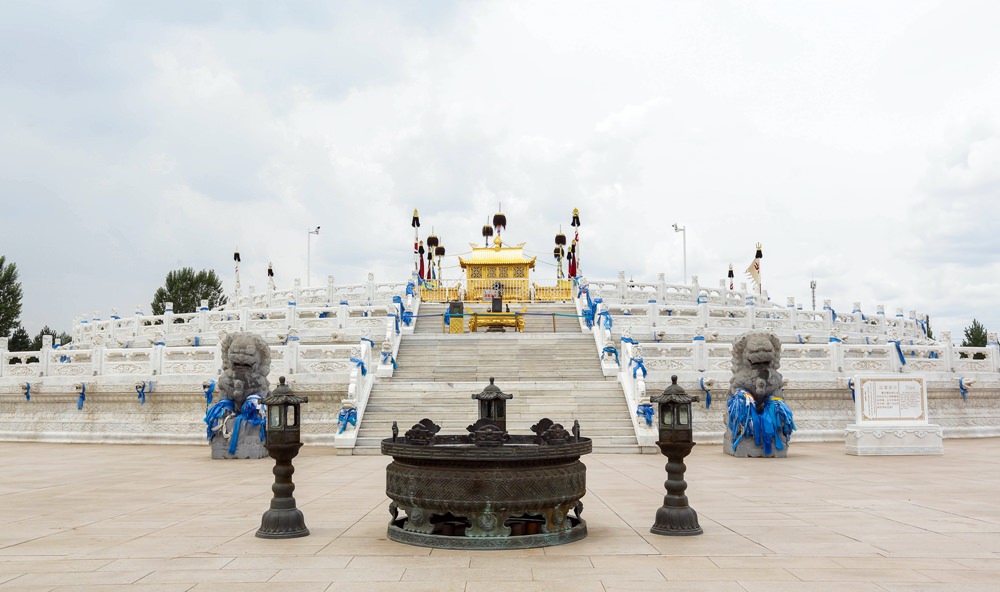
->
left=620, top=336, right=638, bottom=346
left=823, top=305, right=837, bottom=323
left=135, top=380, right=149, bottom=406
left=601, top=345, right=619, bottom=366
left=582, top=309, right=594, bottom=329
left=889, top=340, right=907, bottom=365
left=597, top=310, right=612, bottom=331
left=203, top=380, right=216, bottom=405
left=848, top=378, right=855, bottom=402
left=700, top=377, right=711, bottom=409
left=350, top=357, right=367, bottom=376
left=726, top=390, right=796, bottom=455
left=381, top=350, right=398, bottom=368
left=337, top=407, right=358, bottom=434
left=204, top=398, right=234, bottom=440
left=24, top=382, right=30, bottom=401
left=959, top=378, right=968, bottom=401
left=443, top=311, right=452, bottom=326
left=360, top=337, right=375, bottom=348
left=228, top=395, right=266, bottom=455
left=636, top=403, right=655, bottom=426
left=406, top=281, right=415, bottom=296
left=402, top=311, right=413, bottom=326
left=77, top=384, right=86, bottom=410
left=630, top=357, right=647, bottom=379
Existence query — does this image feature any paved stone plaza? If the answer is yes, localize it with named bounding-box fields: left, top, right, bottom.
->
left=1, top=440, right=998, bottom=591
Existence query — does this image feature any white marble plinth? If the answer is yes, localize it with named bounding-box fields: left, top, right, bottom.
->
left=845, top=424, right=943, bottom=456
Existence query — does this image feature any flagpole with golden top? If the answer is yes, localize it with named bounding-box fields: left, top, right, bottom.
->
left=411, top=209, right=421, bottom=279
left=234, top=248, right=242, bottom=307
left=571, top=208, right=581, bottom=278
left=745, top=243, right=763, bottom=296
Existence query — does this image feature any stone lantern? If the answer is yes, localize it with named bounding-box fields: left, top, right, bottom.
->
left=471, top=377, right=513, bottom=431
left=256, top=376, right=310, bottom=539
left=649, top=375, right=702, bottom=536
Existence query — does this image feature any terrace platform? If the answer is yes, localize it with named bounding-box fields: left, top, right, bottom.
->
left=1, top=439, right=998, bottom=590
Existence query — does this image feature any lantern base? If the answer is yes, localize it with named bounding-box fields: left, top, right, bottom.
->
left=650, top=506, right=702, bottom=536
left=256, top=507, right=309, bottom=539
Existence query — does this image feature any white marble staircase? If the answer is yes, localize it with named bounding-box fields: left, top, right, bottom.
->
left=350, top=302, right=639, bottom=453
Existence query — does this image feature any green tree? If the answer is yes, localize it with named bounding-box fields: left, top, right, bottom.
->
left=961, top=318, right=988, bottom=360
left=0, top=255, right=23, bottom=338
left=30, top=326, right=71, bottom=350
left=8, top=325, right=30, bottom=352
left=151, top=268, right=227, bottom=315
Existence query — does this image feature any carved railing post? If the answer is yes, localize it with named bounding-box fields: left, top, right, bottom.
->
left=199, top=300, right=209, bottom=332
left=0, top=337, right=7, bottom=378
left=987, top=332, right=1000, bottom=372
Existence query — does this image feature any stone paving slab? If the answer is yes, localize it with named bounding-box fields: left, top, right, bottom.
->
left=0, top=439, right=998, bottom=590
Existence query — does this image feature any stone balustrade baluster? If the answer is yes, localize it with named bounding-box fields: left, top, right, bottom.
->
left=41, top=335, right=53, bottom=377
left=164, top=302, right=174, bottom=335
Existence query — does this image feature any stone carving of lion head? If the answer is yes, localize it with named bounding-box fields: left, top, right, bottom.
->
left=730, top=330, right=784, bottom=412
left=218, top=332, right=271, bottom=410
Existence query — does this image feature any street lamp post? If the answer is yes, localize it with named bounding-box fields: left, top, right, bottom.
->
left=672, top=223, right=686, bottom=285
left=306, top=226, right=320, bottom=286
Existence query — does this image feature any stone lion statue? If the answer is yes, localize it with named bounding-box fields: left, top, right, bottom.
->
left=217, top=332, right=271, bottom=410
left=726, top=330, right=796, bottom=457
left=729, top=330, right=784, bottom=412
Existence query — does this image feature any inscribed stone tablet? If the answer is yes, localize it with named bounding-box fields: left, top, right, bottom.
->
left=856, top=376, right=927, bottom=424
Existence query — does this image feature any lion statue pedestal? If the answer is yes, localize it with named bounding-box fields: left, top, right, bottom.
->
left=203, top=332, right=271, bottom=460
left=723, top=331, right=796, bottom=458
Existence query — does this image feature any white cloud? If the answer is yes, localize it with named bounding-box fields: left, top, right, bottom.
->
left=3, top=0, right=1000, bottom=344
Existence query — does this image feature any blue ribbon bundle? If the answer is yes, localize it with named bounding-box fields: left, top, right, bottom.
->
left=402, top=311, right=413, bottom=326
left=77, top=384, right=86, bottom=410
left=824, top=305, right=837, bottom=323
left=337, top=407, right=358, bottom=434
left=630, top=357, right=647, bottom=379
left=203, top=380, right=216, bottom=405
left=381, top=350, right=398, bottom=369
left=228, top=395, right=266, bottom=455
left=350, top=357, right=367, bottom=376
left=621, top=336, right=638, bottom=346
left=700, top=377, right=711, bottom=409
left=388, top=313, right=400, bottom=334
left=24, top=382, right=30, bottom=401
left=406, top=282, right=415, bottom=296
left=848, top=378, right=855, bottom=402
left=601, top=345, right=619, bottom=366
left=360, top=337, right=375, bottom=349
left=636, top=403, right=655, bottom=426
left=135, top=381, right=149, bottom=406
left=726, top=390, right=796, bottom=455
left=204, top=398, right=235, bottom=440
left=959, top=378, right=968, bottom=401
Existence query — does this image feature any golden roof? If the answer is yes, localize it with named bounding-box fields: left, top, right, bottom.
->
left=459, top=242, right=537, bottom=269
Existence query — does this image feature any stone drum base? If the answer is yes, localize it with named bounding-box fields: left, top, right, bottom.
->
left=722, top=429, right=791, bottom=458
left=845, top=424, right=944, bottom=456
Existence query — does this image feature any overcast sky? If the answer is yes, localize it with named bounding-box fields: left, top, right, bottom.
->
left=3, top=1, right=999, bottom=343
